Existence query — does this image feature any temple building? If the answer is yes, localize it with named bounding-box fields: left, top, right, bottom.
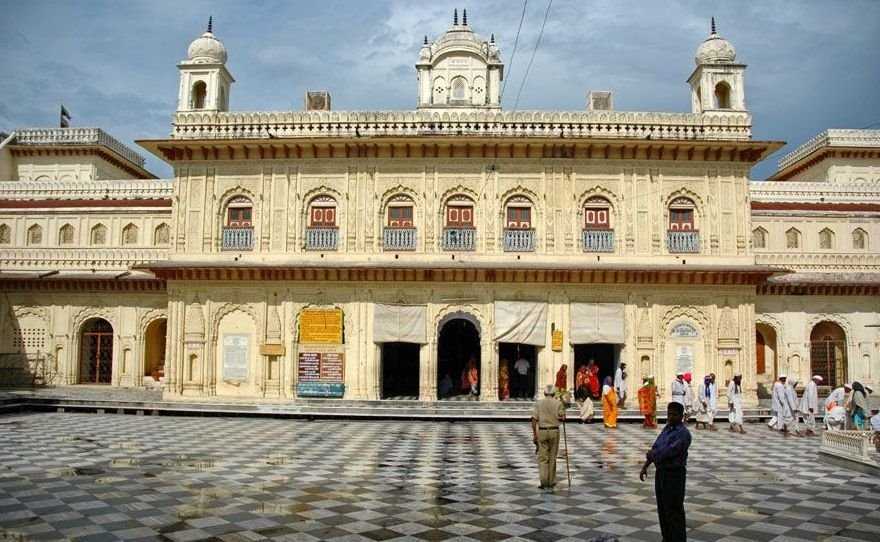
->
left=1, top=13, right=877, bottom=405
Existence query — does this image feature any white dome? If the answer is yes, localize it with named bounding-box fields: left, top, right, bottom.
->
left=187, top=30, right=227, bottom=64
left=695, top=22, right=736, bottom=65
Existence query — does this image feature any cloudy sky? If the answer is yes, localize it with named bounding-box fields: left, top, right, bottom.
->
left=2, top=0, right=878, bottom=179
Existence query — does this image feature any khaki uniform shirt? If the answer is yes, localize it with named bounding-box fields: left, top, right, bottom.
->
left=532, top=397, right=564, bottom=428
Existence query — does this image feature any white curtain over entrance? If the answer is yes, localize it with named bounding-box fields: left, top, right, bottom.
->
left=373, top=304, right=427, bottom=344
left=570, top=303, right=625, bottom=344
left=494, top=301, right=548, bottom=346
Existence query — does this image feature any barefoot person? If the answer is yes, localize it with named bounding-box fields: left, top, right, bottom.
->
left=531, top=385, right=565, bottom=492
left=602, top=376, right=619, bottom=428
left=638, top=376, right=659, bottom=429
left=727, top=374, right=745, bottom=433
left=800, top=375, right=822, bottom=436
left=640, top=402, right=692, bottom=542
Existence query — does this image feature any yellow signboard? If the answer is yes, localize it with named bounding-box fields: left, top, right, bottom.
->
left=551, top=330, right=563, bottom=352
left=300, top=308, right=343, bottom=344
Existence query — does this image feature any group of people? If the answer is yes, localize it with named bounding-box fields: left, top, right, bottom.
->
left=667, top=371, right=744, bottom=432
left=498, top=356, right=533, bottom=400
left=769, top=375, right=875, bottom=435
left=437, top=356, right=480, bottom=398
left=555, top=361, right=628, bottom=429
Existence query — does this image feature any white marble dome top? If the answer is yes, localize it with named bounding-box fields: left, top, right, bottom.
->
left=187, top=30, right=227, bottom=64
left=695, top=30, right=736, bottom=65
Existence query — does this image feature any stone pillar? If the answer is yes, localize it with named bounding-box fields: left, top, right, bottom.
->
left=420, top=342, right=437, bottom=401
left=480, top=338, right=497, bottom=401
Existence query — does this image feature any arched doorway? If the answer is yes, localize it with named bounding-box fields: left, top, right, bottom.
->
left=79, top=318, right=113, bottom=384
left=810, top=321, right=847, bottom=388
left=755, top=324, right=778, bottom=381
left=437, top=317, right=480, bottom=399
left=144, top=318, right=167, bottom=381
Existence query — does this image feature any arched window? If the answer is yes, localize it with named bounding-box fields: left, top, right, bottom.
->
left=90, top=224, right=108, bottom=246
left=583, top=196, right=611, bottom=229
left=714, top=82, right=731, bottom=109
left=445, top=196, right=475, bottom=227
left=785, top=227, right=801, bottom=249
left=819, top=228, right=834, bottom=249
left=504, top=196, right=533, bottom=230
left=226, top=196, right=253, bottom=227
left=153, top=223, right=170, bottom=245
left=752, top=227, right=767, bottom=249
left=432, top=76, right=446, bottom=104
left=668, top=197, right=696, bottom=231
left=386, top=196, right=414, bottom=228
left=27, top=224, right=43, bottom=246
left=451, top=77, right=468, bottom=101
left=308, top=196, right=337, bottom=227
left=122, top=223, right=139, bottom=245
left=852, top=228, right=868, bottom=250
left=191, top=81, right=207, bottom=109
left=59, top=224, right=75, bottom=245
left=0, top=224, right=12, bottom=244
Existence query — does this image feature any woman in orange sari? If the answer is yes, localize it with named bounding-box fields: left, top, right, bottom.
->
left=638, top=376, right=658, bottom=428
left=498, top=360, right=510, bottom=401
left=466, top=357, right=479, bottom=396
left=602, top=376, right=618, bottom=428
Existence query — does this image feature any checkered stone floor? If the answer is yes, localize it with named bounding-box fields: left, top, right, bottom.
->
left=1, top=413, right=878, bottom=541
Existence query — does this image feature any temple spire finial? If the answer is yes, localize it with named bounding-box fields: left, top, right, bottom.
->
left=207, top=15, right=213, bottom=33
left=453, top=8, right=458, bottom=25
left=490, top=33, right=495, bottom=44
left=423, top=35, right=428, bottom=45
left=463, top=8, right=468, bottom=25
left=711, top=16, right=716, bottom=34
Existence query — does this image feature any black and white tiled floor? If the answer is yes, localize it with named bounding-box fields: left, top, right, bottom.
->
left=0, top=413, right=878, bottom=541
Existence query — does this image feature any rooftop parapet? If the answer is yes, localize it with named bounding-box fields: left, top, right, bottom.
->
left=0, top=179, right=172, bottom=201
left=777, top=129, right=880, bottom=171
left=10, top=128, right=147, bottom=169
left=170, top=109, right=752, bottom=141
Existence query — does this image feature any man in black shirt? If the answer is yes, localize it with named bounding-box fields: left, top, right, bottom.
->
left=639, top=401, right=692, bottom=542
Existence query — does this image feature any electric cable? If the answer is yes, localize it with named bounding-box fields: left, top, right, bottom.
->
left=501, top=0, right=528, bottom=103
left=513, top=0, right=553, bottom=111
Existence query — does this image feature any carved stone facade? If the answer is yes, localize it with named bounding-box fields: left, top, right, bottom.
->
left=1, top=16, right=877, bottom=406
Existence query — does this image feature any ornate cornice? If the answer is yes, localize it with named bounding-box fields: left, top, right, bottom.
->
left=0, top=248, right=169, bottom=271
left=0, top=180, right=173, bottom=201
left=778, top=129, right=880, bottom=171
left=754, top=252, right=880, bottom=271
left=10, top=128, right=147, bottom=168
left=748, top=180, right=880, bottom=204
left=166, top=109, right=753, bottom=141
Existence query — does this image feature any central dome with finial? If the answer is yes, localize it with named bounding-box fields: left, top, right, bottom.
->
left=695, top=17, right=736, bottom=65
left=187, top=16, right=228, bottom=64
left=424, top=8, right=499, bottom=63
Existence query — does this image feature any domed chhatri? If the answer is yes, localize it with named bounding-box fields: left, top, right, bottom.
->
left=695, top=17, right=736, bottom=65
left=187, top=16, right=227, bottom=64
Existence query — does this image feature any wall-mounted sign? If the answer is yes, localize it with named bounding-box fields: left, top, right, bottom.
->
left=719, top=348, right=739, bottom=357
left=551, top=330, right=563, bottom=352
left=260, top=344, right=285, bottom=356
left=222, top=334, right=249, bottom=382
left=671, top=323, right=699, bottom=338
left=675, top=345, right=694, bottom=375
left=300, top=309, right=343, bottom=344
left=297, top=351, right=345, bottom=397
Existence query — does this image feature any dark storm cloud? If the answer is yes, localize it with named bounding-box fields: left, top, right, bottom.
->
left=1, top=0, right=878, bottom=179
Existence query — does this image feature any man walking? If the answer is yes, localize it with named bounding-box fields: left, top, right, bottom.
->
left=531, top=384, right=565, bottom=491
left=671, top=372, right=687, bottom=407
left=514, top=355, right=530, bottom=398
left=772, top=375, right=795, bottom=435
left=801, top=375, right=822, bottom=436
left=640, top=402, right=692, bottom=542
left=615, top=362, right=628, bottom=408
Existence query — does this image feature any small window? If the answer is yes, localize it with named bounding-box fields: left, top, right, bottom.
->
left=191, top=81, right=207, bottom=109
left=154, top=223, right=170, bottom=245
left=584, top=197, right=611, bottom=229
left=0, top=224, right=11, bottom=244
left=853, top=228, right=868, bottom=250
left=506, top=207, right=531, bottom=229
left=446, top=204, right=474, bottom=227
left=122, top=223, right=139, bottom=245
left=668, top=198, right=695, bottom=231
left=752, top=227, right=767, bottom=249
left=388, top=206, right=413, bottom=227
left=819, top=228, right=834, bottom=249
left=786, top=228, right=800, bottom=249
left=714, top=82, right=731, bottom=109
left=27, top=224, right=43, bottom=246
left=451, top=78, right=467, bottom=101
left=59, top=224, right=75, bottom=245
left=226, top=196, right=253, bottom=227
left=309, top=196, right=337, bottom=227
left=90, top=224, right=107, bottom=246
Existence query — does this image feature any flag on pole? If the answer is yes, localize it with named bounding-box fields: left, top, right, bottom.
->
left=60, top=105, right=71, bottom=128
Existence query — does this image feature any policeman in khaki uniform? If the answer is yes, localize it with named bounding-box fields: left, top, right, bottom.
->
left=531, top=384, right=565, bottom=490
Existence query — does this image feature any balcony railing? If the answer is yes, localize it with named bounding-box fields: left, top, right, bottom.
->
left=221, top=227, right=254, bottom=251
left=305, top=227, right=338, bottom=251
left=667, top=230, right=700, bottom=253
left=503, top=228, right=536, bottom=252
left=383, top=227, right=417, bottom=251
left=442, top=227, right=476, bottom=251
left=583, top=229, right=614, bottom=252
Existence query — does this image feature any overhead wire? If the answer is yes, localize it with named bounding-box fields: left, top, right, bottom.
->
left=500, top=0, right=528, bottom=103
left=513, top=0, right=553, bottom=111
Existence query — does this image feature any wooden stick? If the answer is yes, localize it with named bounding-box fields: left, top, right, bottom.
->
left=561, top=408, right=572, bottom=488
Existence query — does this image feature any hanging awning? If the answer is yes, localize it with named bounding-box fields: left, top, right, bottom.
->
left=570, top=303, right=625, bottom=344
left=373, top=304, right=427, bottom=344
left=494, top=301, right=548, bottom=346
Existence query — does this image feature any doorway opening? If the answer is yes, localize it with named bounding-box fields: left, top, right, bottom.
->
left=144, top=318, right=167, bottom=380
left=437, top=318, right=480, bottom=399
left=499, top=343, right=536, bottom=400
left=573, top=343, right=618, bottom=398
left=380, top=342, right=420, bottom=399
left=79, top=318, right=113, bottom=384
left=810, top=321, right=847, bottom=388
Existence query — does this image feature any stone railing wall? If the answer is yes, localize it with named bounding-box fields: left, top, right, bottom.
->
left=0, top=180, right=173, bottom=201
left=778, top=129, right=880, bottom=171
left=0, top=248, right=168, bottom=270
left=667, top=231, right=700, bottom=253
left=383, top=228, right=417, bottom=251
left=12, top=128, right=147, bottom=167
left=305, top=227, right=339, bottom=251
left=172, top=109, right=752, bottom=141
left=442, top=227, right=476, bottom=251
left=755, top=252, right=880, bottom=271
left=503, top=229, right=536, bottom=252
left=583, top=229, right=615, bottom=252
left=820, top=430, right=875, bottom=464
left=749, top=181, right=880, bottom=203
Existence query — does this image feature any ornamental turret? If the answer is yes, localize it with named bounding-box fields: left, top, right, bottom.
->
left=688, top=18, right=747, bottom=114
left=177, top=17, right=235, bottom=112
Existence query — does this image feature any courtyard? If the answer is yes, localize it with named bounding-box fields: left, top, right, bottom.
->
left=0, top=413, right=878, bottom=541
